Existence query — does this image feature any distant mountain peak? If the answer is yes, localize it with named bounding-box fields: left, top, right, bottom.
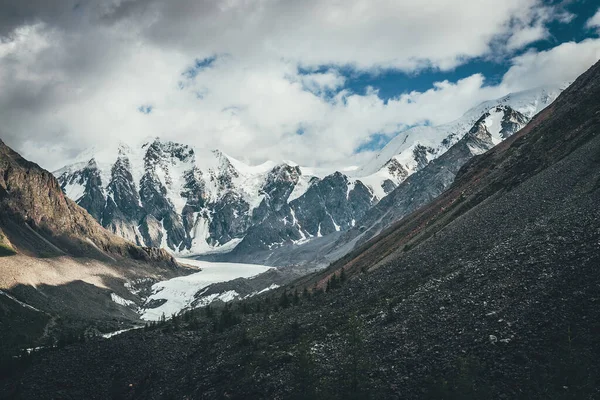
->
left=52, top=84, right=564, bottom=260
left=357, top=85, right=564, bottom=178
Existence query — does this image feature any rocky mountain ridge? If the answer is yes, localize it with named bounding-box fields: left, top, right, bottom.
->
left=54, top=85, right=562, bottom=263
left=327, top=104, right=532, bottom=255
left=55, top=140, right=382, bottom=256
left=5, top=60, right=600, bottom=400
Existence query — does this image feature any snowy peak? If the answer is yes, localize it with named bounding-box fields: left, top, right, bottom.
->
left=479, top=105, right=529, bottom=142
left=54, top=84, right=563, bottom=258
left=462, top=106, right=528, bottom=156
left=351, top=85, right=563, bottom=197
left=493, top=85, right=566, bottom=119
left=55, top=137, right=341, bottom=255
left=260, top=164, right=302, bottom=205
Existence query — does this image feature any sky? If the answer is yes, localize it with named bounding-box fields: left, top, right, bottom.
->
left=0, top=0, right=599, bottom=171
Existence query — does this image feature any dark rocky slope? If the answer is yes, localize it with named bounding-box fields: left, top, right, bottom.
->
left=330, top=105, right=529, bottom=254
left=2, top=61, right=600, bottom=399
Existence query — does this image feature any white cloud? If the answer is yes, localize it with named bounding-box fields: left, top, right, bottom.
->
left=297, top=70, right=347, bottom=96
left=586, top=8, right=600, bottom=30
left=0, top=1, right=598, bottom=172
left=506, top=24, right=548, bottom=51
left=501, top=39, right=600, bottom=91
left=501, top=4, right=575, bottom=52
left=557, top=12, right=576, bottom=24
left=98, top=0, right=555, bottom=71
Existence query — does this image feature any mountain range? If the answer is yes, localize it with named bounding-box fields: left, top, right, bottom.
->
left=54, top=85, right=563, bottom=268
left=2, top=57, right=599, bottom=400
left=0, top=81, right=567, bottom=350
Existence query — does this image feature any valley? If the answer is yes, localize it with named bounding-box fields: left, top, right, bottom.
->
left=54, top=85, right=563, bottom=271
left=0, top=4, right=599, bottom=396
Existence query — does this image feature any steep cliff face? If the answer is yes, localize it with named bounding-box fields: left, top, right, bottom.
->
left=53, top=86, right=562, bottom=262
left=102, top=151, right=146, bottom=245
left=54, top=140, right=381, bottom=256
left=231, top=172, right=375, bottom=254
left=0, top=139, right=176, bottom=266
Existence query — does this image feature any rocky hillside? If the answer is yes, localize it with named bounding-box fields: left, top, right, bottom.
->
left=0, top=139, right=177, bottom=265
left=53, top=86, right=561, bottom=263
left=329, top=104, right=531, bottom=254
left=4, top=61, right=599, bottom=399
left=0, top=140, right=188, bottom=352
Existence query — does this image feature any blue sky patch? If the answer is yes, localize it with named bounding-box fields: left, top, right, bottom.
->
left=182, top=56, right=218, bottom=80
left=302, top=2, right=599, bottom=103
left=138, top=105, right=153, bottom=114
left=355, top=133, right=394, bottom=153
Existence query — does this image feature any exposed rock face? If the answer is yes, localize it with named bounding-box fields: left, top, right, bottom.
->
left=232, top=172, right=376, bottom=254
left=252, top=164, right=301, bottom=224
left=54, top=86, right=561, bottom=262
left=290, top=172, right=374, bottom=237
left=0, top=139, right=176, bottom=267
left=55, top=139, right=380, bottom=255
left=137, top=141, right=191, bottom=250
left=412, top=144, right=436, bottom=171
left=379, top=158, right=409, bottom=194
left=103, top=151, right=145, bottom=244
left=180, top=167, right=207, bottom=236
left=208, top=191, right=251, bottom=246
left=74, top=160, right=106, bottom=222
left=330, top=105, right=530, bottom=253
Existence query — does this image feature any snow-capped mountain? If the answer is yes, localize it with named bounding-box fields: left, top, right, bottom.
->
left=54, top=85, right=563, bottom=260
left=353, top=85, right=564, bottom=188
left=54, top=139, right=379, bottom=255
left=329, top=104, right=533, bottom=256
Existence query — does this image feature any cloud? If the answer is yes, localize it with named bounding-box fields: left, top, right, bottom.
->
left=0, top=0, right=598, bottom=172
left=501, top=39, right=600, bottom=91
left=498, top=4, right=575, bottom=53
left=135, top=0, right=564, bottom=70
left=587, top=8, right=600, bottom=30
left=0, top=0, right=76, bottom=38
left=296, top=70, right=347, bottom=96
left=506, top=23, right=548, bottom=51
left=3, top=0, right=560, bottom=71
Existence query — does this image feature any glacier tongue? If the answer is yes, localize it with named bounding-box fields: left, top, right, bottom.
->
left=140, top=258, right=273, bottom=321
